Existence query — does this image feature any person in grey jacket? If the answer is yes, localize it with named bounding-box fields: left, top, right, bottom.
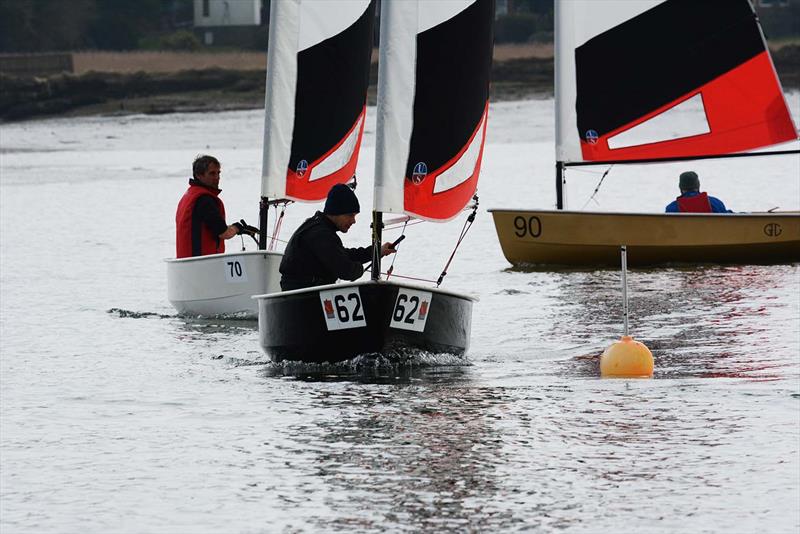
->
left=279, top=184, right=396, bottom=291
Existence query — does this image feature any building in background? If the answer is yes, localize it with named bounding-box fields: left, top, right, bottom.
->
left=193, top=0, right=265, bottom=48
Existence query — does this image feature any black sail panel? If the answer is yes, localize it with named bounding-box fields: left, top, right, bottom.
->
left=406, top=0, right=494, bottom=178
left=290, top=1, right=375, bottom=172
left=575, top=0, right=764, bottom=140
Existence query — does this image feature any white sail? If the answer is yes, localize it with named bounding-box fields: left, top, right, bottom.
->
left=555, top=0, right=797, bottom=165
left=261, top=0, right=373, bottom=200
left=373, top=0, right=492, bottom=221
left=555, top=0, right=663, bottom=164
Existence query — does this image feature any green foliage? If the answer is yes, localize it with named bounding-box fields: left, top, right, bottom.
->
left=0, top=0, right=95, bottom=52
left=0, top=0, right=193, bottom=52
left=87, top=0, right=163, bottom=50
left=495, top=13, right=536, bottom=43
left=139, top=30, right=202, bottom=51
left=511, top=0, right=554, bottom=16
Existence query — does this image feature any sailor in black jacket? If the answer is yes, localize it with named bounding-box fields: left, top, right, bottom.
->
left=279, top=184, right=396, bottom=291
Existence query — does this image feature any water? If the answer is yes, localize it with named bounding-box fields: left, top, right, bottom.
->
left=1, top=97, right=799, bottom=533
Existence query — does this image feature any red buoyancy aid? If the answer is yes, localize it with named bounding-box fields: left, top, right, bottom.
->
left=175, top=183, right=226, bottom=258
left=676, top=192, right=712, bottom=213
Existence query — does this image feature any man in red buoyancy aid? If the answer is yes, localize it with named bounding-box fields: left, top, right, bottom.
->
left=175, top=155, right=249, bottom=258
left=665, top=171, right=732, bottom=214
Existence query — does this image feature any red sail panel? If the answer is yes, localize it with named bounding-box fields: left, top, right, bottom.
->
left=580, top=52, right=797, bottom=162
left=404, top=103, right=488, bottom=220
left=285, top=107, right=366, bottom=200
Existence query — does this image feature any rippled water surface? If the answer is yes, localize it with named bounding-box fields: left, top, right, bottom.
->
left=1, top=97, right=799, bottom=533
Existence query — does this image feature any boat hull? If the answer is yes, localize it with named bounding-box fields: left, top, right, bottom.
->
left=254, top=281, right=474, bottom=363
left=166, top=250, right=283, bottom=317
left=489, top=210, right=800, bottom=267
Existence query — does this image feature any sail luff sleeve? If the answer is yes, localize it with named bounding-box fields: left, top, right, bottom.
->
left=261, top=0, right=300, bottom=199
left=554, top=0, right=577, bottom=164
left=373, top=0, right=418, bottom=215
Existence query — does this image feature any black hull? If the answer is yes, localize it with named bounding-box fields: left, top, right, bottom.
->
left=256, top=281, right=473, bottom=363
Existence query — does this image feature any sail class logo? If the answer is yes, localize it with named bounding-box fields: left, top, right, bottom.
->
left=323, top=299, right=334, bottom=319
left=296, top=159, right=308, bottom=178
left=411, top=162, right=428, bottom=184
left=419, top=300, right=429, bottom=320
left=764, top=223, right=782, bottom=237
left=585, top=130, right=599, bottom=144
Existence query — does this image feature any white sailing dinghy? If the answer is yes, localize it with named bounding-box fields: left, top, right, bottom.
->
left=166, top=0, right=375, bottom=316
left=254, top=0, right=494, bottom=363
left=490, top=0, right=799, bottom=267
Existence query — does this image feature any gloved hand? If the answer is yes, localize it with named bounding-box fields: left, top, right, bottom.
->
left=233, top=219, right=259, bottom=236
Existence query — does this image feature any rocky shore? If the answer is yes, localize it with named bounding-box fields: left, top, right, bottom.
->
left=1, top=45, right=798, bottom=122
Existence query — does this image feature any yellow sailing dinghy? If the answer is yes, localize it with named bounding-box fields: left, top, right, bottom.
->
left=490, top=0, right=799, bottom=267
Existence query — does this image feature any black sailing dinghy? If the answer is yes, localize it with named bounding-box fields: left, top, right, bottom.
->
left=254, top=0, right=495, bottom=363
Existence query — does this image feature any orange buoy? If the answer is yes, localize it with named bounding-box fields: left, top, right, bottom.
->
left=600, top=335, right=653, bottom=378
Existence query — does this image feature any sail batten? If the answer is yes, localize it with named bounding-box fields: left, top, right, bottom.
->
left=556, top=0, right=798, bottom=165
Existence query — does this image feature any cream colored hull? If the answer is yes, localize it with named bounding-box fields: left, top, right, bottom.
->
left=489, top=210, right=800, bottom=267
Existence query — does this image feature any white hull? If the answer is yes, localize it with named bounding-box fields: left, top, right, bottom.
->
left=166, top=250, right=283, bottom=318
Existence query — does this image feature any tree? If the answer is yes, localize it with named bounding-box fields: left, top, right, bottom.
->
left=87, top=0, right=163, bottom=50
left=0, top=0, right=95, bottom=52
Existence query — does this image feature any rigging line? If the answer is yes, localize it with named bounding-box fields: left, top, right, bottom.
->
left=385, top=219, right=408, bottom=281
left=568, top=167, right=612, bottom=175
left=379, top=272, right=437, bottom=284
left=581, top=164, right=614, bottom=210
left=436, top=195, right=479, bottom=288
left=563, top=148, right=800, bottom=167
left=268, top=203, right=285, bottom=251
left=385, top=219, right=424, bottom=231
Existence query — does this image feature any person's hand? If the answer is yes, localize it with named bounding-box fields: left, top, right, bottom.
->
left=380, top=242, right=397, bottom=257
left=233, top=221, right=259, bottom=236
left=220, top=225, right=239, bottom=240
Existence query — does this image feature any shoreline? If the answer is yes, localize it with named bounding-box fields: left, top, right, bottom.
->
left=1, top=44, right=798, bottom=123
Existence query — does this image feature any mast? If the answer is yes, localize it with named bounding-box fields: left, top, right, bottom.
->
left=553, top=0, right=566, bottom=212
left=555, top=161, right=564, bottom=210
left=371, top=211, right=382, bottom=281
left=258, top=197, right=268, bottom=250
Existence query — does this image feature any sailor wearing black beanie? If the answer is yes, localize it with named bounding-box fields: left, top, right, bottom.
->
left=323, top=183, right=361, bottom=216
left=279, top=183, right=396, bottom=291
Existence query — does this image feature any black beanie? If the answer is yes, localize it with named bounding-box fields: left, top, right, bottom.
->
left=323, top=184, right=360, bottom=215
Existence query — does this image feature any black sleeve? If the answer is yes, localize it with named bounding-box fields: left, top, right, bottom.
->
left=345, top=246, right=372, bottom=264
left=308, top=228, right=369, bottom=282
left=194, top=196, right=228, bottom=236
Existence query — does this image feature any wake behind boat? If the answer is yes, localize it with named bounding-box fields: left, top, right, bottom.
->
left=491, top=0, right=800, bottom=268
left=254, top=0, right=494, bottom=363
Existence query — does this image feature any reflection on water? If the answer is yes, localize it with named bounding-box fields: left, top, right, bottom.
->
left=250, top=365, right=799, bottom=533
left=2, top=101, right=798, bottom=533
left=295, top=370, right=510, bottom=531
left=540, top=265, right=799, bottom=381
